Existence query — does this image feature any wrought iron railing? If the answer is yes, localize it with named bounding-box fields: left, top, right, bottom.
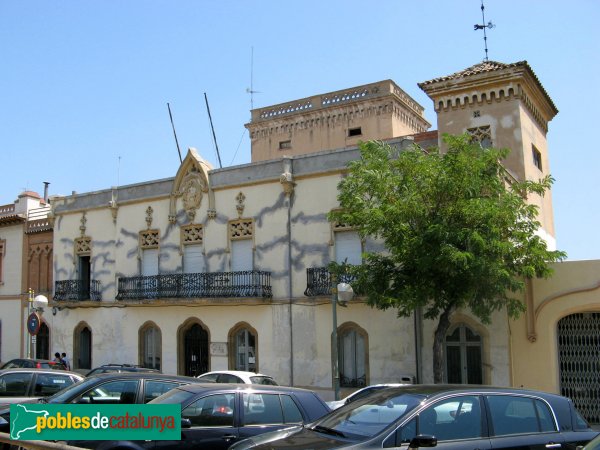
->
left=304, top=267, right=356, bottom=296
left=54, top=280, right=102, bottom=301
left=115, top=271, right=273, bottom=300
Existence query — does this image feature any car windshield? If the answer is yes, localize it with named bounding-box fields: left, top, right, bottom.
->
left=149, top=388, right=197, bottom=405
left=250, top=376, right=278, bottom=386
left=311, top=391, right=424, bottom=440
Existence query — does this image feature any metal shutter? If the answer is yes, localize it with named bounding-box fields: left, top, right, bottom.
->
left=183, top=244, right=204, bottom=274
left=334, top=231, right=361, bottom=265
left=231, top=239, right=253, bottom=272
left=142, top=249, right=159, bottom=276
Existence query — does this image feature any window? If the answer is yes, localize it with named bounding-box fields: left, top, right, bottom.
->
left=76, top=380, right=139, bottom=404
left=140, top=323, right=161, bottom=371
left=34, top=373, right=76, bottom=397
left=242, top=393, right=288, bottom=425
left=348, top=127, right=362, bottom=137
left=338, top=324, right=367, bottom=388
left=0, top=239, right=5, bottom=283
left=234, top=327, right=257, bottom=372
left=183, top=393, right=235, bottom=427
left=279, top=140, right=292, bottom=150
left=446, top=324, right=483, bottom=384
left=182, top=225, right=204, bottom=274
left=0, top=372, right=33, bottom=396
left=418, top=395, right=482, bottom=441
left=143, top=380, right=182, bottom=403
left=487, top=395, right=556, bottom=436
left=75, top=324, right=92, bottom=370
left=532, top=145, right=543, bottom=171
left=334, top=231, right=362, bottom=265
left=467, top=125, right=492, bottom=148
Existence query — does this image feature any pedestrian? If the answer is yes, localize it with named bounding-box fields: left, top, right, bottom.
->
left=61, top=352, right=71, bottom=371
left=53, top=352, right=61, bottom=363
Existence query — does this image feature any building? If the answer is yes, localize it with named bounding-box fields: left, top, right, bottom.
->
left=0, top=187, right=53, bottom=363
left=5, top=60, right=599, bottom=424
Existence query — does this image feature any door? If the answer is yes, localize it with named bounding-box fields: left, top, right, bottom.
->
left=78, top=327, right=92, bottom=370
left=78, top=255, right=91, bottom=299
left=35, top=322, right=50, bottom=360
left=184, top=324, right=208, bottom=377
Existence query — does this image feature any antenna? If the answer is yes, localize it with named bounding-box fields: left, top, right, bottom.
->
left=473, top=0, right=495, bottom=62
left=167, top=103, right=183, bottom=163
left=204, top=92, right=223, bottom=169
left=246, top=46, right=261, bottom=113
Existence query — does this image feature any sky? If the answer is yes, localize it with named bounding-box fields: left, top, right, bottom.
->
left=1, top=1, right=598, bottom=261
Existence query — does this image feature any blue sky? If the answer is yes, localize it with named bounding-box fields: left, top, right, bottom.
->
left=1, top=1, right=598, bottom=261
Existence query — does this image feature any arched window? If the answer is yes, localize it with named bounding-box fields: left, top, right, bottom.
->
left=229, top=323, right=258, bottom=372
left=139, top=322, right=162, bottom=371
left=338, top=323, right=368, bottom=388
left=445, top=324, right=482, bottom=384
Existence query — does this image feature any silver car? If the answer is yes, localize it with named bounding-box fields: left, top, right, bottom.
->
left=0, top=368, right=84, bottom=404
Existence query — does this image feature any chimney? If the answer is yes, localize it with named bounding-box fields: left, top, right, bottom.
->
left=43, top=182, right=50, bottom=203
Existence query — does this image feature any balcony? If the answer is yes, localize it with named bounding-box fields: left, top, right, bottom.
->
left=54, top=280, right=102, bottom=301
left=304, top=267, right=356, bottom=297
left=115, top=270, right=273, bottom=301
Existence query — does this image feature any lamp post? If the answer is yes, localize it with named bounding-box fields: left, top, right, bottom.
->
left=331, top=276, right=354, bottom=401
left=26, top=289, right=48, bottom=359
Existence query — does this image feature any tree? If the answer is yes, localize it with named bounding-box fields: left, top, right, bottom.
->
left=329, top=135, right=566, bottom=383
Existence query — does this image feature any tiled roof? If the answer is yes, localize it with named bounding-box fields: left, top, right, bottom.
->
left=419, top=60, right=522, bottom=86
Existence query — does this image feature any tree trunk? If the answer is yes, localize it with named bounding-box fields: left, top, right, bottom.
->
left=432, top=306, right=454, bottom=383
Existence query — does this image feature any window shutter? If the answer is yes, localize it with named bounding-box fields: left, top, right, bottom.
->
left=183, top=244, right=204, bottom=274
left=335, top=231, right=361, bottom=265
left=142, top=249, right=159, bottom=276
left=231, top=240, right=253, bottom=272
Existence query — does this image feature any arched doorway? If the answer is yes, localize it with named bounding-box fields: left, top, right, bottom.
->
left=74, top=323, right=92, bottom=370
left=35, top=322, right=50, bottom=360
left=178, top=321, right=209, bottom=377
left=558, top=312, right=600, bottom=424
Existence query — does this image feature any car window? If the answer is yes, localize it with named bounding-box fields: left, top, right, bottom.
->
left=197, top=373, right=219, bottom=382
left=143, top=380, right=182, bottom=403
left=383, top=417, right=417, bottom=448
left=280, top=395, right=303, bottom=423
left=418, top=395, right=482, bottom=441
left=34, top=373, right=76, bottom=397
left=218, top=374, right=243, bottom=383
left=487, top=395, right=556, bottom=436
left=348, top=386, right=382, bottom=403
left=183, top=393, right=235, bottom=427
left=249, top=376, right=278, bottom=386
left=243, top=393, right=285, bottom=425
left=0, top=372, right=33, bottom=396
left=75, top=380, right=139, bottom=404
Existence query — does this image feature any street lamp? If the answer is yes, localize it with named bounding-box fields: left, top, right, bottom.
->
left=331, top=277, right=355, bottom=401
left=26, top=289, right=48, bottom=359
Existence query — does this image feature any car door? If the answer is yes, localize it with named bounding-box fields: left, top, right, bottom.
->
left=237, top=392, right=305, bottom=442
left=0, top=372, right=35, bottom=403
left=385, top=395, right=492, bottom=449
left=485, top=394, right=566, bottom=449
left=160, top=392, right=238, bottom=450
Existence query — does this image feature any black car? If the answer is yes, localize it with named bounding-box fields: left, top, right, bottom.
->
left=66, top=383, right=331, bottom=450
left=229, top=384, right=599, bottom=449
left=85, top=363, right=161, bottom=377
left=0, top=372, right=199, bottom=436
left=0, top=358, right=66, bottom=371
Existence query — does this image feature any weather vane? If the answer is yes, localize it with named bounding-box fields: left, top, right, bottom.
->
left=474, top=0, right=495, bottom=62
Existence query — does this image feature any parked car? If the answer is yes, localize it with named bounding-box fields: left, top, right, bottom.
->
left=0, top=372, right=200, bottom=435
left=0, top=358, right=66, bottom=370
left=327, top=383, right=411, bottom=410
left=0, top=368, right=83, bottom=404
left=85, top=363, right=160, bottom=376
left=229, top=384, right=599, bottom=449
left=196, top=370, right=278, bottom=386
left=65, top=383, right=331, bottom=450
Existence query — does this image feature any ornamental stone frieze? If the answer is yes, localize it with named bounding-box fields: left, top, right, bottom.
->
left=170, top=148, right=213, bottom=224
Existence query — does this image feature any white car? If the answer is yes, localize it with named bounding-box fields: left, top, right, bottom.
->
left=327, top=383, right=411, bottom=410
left=196, top=370, right=278, bottom=386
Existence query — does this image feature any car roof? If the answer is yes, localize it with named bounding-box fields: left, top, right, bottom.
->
left=0, top=368, right=83, bottom=377
left=86, top=372, right=197, bottom=382
left=176, top=382, right=316, bottom=395
left=379, top=384, right=566, bottom=401
left=200, top=370, right=273, bottom=377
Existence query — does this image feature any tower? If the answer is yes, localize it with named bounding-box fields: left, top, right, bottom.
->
left=419, top=61, right=559, bottom=248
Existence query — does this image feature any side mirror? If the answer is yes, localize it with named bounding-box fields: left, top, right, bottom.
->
left=181, top=418, right=192, bottom=429
left=409, top=434, right=437, bottom=448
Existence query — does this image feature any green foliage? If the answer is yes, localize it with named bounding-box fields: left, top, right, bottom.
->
left=329, top=135, right=566, bottom=324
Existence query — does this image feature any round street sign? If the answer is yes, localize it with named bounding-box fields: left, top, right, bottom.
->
left=27, top=312, right=41, bottom=335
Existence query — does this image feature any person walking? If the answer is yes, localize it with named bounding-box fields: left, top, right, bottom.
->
left=61, top=352, right=71, bottom=371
